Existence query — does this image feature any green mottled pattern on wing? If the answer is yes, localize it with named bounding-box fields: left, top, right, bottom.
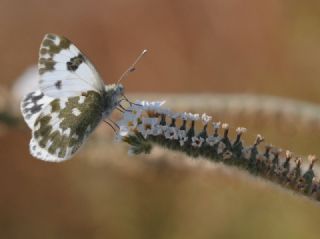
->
left=39, top=34, right=71, bottom=75
left=34, top=91, right=103, bottom=158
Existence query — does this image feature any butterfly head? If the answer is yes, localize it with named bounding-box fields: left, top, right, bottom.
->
left=102, top=83, right=124, bottom=117
left=104, top=83, right=124, bottom=95
left=115, top=83, right=124, bottom=96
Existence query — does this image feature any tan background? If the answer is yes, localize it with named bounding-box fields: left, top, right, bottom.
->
left=1, top=1, right=320, bottom=238
left=1, top=0, right=320, bottom=101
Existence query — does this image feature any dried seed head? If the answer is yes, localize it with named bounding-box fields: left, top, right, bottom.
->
left=222, top=123, right=229, bottom=129
left=115, top=99, right=320, bottom=203
left=201, top=113, right=212, bottom=125
left=285, top=150, right=293, bottom=159
left=169, top=112, right=180, bottom=119
left=188, top=113, right=200, bottom=121
left=265, top=144, right=273, bottom=151
left=181, top=112, right=188, bottom=120
left=308, top=155, right=318, bottom=169
left=255, top=134, right=264, bottom=145
left=236, top=127, right=247, bottom=135
left=212, top=121, right=221, bottom=129
left=295, top=157, right=302, bottom=167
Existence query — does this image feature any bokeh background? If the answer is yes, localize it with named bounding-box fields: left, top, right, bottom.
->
left=1, top=0, right=320, bottom=238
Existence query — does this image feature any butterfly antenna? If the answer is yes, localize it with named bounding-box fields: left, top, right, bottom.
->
left=117, top=49, right=148, bottom=85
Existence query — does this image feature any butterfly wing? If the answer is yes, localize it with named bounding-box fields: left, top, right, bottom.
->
left=21, top=90, right=54, bottom=129
left=30, top=91, right=104, bottom=162
left=38, top=33, right=105, bottom=98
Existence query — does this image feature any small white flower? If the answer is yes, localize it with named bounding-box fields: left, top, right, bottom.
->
left=117, top=111, right=141, bottom=139
left=285, top=150, right=292, bottom=159
left=188, top=113, right=200, bottom=121
left=177, top=129, right=186, bottom=138
left=119, top=125, right=130, bottom=137
left=160, top=124, right=168, bottom=131
left=255, top=134, right=264, bottom=144
left=168, top=112, right=180, bottom=119
left=222, top=123, right=229, bottom=129
left=130, top=104, right=143, bottom=112
left=142, top=117, right=158, bottom=127
left=191, top=136, right=204, bottom=147
left=137, top=124, right=151, bottom=139
left=179, top=140, right=186, bottom=146
left=206, top=136, right=220, bottom=146
left=181, top=112, right=188, bottom=120
left=179, top=139, right=188, bottom=146
left=201, top=113, right=212, bottom=125
left=308, top=154, right=317, bottom=164
left=178, top=129, right=188, bottom=146
left=158, top=108, right=171, bottom=115
left=118, top=116, right=138, bottom=129
left=164, top=127, right=178, bottom=140
left=137, top=100, right=166, bottom=113
left=118, top=105, right=142, bottom=130
left=136, top=117, right=160, bottom=139
left=126, top=101, right=143, bottom=115
left=150, top=101, right=166, bottom=108
left=114, top=131, right=125, bottom=142
left=236, top=127, right=247, bottom=135
left=150, top=124, right=163, bottom=136
left=242, top=148, right=251, bottom=160
left=217, top=142, right=226, bottom=154
left=137, top=124, right=147, bottom=138
left=212, top=121, right=221, bottom=129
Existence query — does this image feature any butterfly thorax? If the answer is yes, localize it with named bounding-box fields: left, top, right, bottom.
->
left=102, top=83, right=124, bottom=118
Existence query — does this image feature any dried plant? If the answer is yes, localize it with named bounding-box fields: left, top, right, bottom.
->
left=116, top=100, right=320, bottom=202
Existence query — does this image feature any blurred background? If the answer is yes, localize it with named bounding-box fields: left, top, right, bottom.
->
left=1, top=0, right=320, bottom=238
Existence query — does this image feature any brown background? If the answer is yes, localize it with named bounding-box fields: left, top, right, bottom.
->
left=1, top=0, right=320, bottom=101
left=1, top=1, right=320, bottom=238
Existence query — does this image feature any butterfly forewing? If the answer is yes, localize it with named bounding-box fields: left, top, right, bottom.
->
left=39, top=33, right=105, bottom=98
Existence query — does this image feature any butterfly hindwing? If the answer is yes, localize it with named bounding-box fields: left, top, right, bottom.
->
left=38, top=33, right=105, bottom=98
left=21, top=90, right=54, bottom=129
left=30, top=91, right=104, bottom=162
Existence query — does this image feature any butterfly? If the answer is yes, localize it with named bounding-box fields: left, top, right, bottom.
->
left=21, top=33, right=125, bottom=162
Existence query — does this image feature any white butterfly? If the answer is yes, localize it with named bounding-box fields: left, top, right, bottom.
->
left=21, top=33, right=124, bottom=162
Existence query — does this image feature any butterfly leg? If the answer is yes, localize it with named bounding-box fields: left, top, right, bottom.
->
left=116, top=96, right=142, bottom=113
left=117, top=99, right=133, bottom=112
left=103, top=119, right=119, bottom=132
left=117, top=98, right=129, bottom=106
left=116, top=108, right=124, bottom=113
left=121, top=95, right=142, bottom=107
left=117, top=104, right=130, bottom=112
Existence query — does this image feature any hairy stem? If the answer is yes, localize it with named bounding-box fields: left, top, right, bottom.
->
left=117, top=100, right=320, bottom=202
